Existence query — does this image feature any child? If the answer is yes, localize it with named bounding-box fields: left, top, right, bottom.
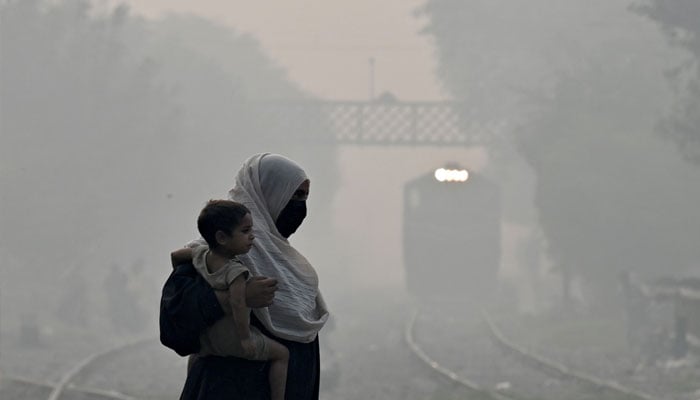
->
left=175, top=199, right=289, bottom=400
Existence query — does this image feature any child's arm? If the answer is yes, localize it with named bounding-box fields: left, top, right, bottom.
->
left=171, top=248, right=193, bottom=268
left=229, top=274, right=255, bottom=357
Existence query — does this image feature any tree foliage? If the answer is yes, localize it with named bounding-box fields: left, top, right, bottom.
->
left=1, top=0, right=178, bottom=269
left=0, top=0, right=338, bottom=322
left=420, top=0, right=700, bottom=303
left=635, top=0, right=700, bottom=163
left=518, top=65, right=700, bottom=291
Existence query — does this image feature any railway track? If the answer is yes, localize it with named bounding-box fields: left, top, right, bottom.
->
left=0, top=300, right=674, bottom=399
left=1, top=337, right=154, bottom=400
left=1, top=375, right=135, bottom=400
left=406, top=308, right=661, bottom=400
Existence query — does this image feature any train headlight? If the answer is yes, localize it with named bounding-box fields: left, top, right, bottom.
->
left=434, top=168, right=469, bottom=183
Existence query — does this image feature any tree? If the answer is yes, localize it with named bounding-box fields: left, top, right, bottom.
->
left=634, top=1, right=700, bottom=164
left=419, top=0, right=700, bottom=305
left=0, top=0, right=179, bottom=272
left=0, top=0, right=340, bottom=328
left=127, top=13, right=341, bottom=277
left=517, top=64, right=700, bottom=301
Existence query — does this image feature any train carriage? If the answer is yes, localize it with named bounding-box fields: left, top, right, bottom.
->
left=403, top=164, right=501, bottom=306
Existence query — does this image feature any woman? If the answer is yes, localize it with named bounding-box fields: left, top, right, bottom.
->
left=174, top=153, right=329, bottom=400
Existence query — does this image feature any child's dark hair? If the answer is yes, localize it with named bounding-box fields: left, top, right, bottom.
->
left=197, top=200, right=250, bottom=249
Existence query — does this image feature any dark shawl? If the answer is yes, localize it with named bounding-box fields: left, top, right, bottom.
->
left=160, top=262, right=320, bottom=400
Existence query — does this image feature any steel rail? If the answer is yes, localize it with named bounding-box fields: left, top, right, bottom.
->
left=481, top=311, right=660, bottom=400
left=404, top=310, right=522, bottom=400
left=45, top=336, right=154, bottom=400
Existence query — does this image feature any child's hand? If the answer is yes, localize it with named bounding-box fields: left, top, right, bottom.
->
left=170, top=248, right=193, bottom=268
left=240, top=338, right=256, bottom=358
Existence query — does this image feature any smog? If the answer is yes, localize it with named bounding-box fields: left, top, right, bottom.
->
left=1, top=1, right=699, bottom=399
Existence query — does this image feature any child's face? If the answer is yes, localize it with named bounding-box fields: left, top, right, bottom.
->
left=218, top=213, right=254, bottom=256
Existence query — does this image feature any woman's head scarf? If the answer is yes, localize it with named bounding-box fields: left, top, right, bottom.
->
left=227, top=153, right=328, bottom=342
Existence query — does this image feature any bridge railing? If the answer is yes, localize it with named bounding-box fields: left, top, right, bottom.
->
left=260, top=100, right=501, bottom=146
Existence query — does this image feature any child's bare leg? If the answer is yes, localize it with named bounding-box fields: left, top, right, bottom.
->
left=265, top=337, right=289, bottom=400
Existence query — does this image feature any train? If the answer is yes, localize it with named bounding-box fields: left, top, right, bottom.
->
left=402, top=163, right=501, bottom=306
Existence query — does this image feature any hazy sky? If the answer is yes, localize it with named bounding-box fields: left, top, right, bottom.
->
left=105, top=0, right=492, bottom=290
left=116, top=0, right=447, bottom=100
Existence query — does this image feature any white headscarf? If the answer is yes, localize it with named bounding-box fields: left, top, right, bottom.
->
left=228, top=153, right=328, bottom=343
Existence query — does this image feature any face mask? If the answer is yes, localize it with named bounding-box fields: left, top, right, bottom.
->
left=275, top=199, right=307, bottom=238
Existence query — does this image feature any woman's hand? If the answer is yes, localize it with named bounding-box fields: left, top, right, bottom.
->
left=245, top=276, right=278, bottom=308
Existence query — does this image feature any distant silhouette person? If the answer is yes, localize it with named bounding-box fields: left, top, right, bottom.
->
left=172, top=200, right=289, bottom=400
left=165, top=153, right=329, bottom=400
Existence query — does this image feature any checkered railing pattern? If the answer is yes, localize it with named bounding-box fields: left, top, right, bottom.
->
left=262, top=101, right=496, bottom=146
